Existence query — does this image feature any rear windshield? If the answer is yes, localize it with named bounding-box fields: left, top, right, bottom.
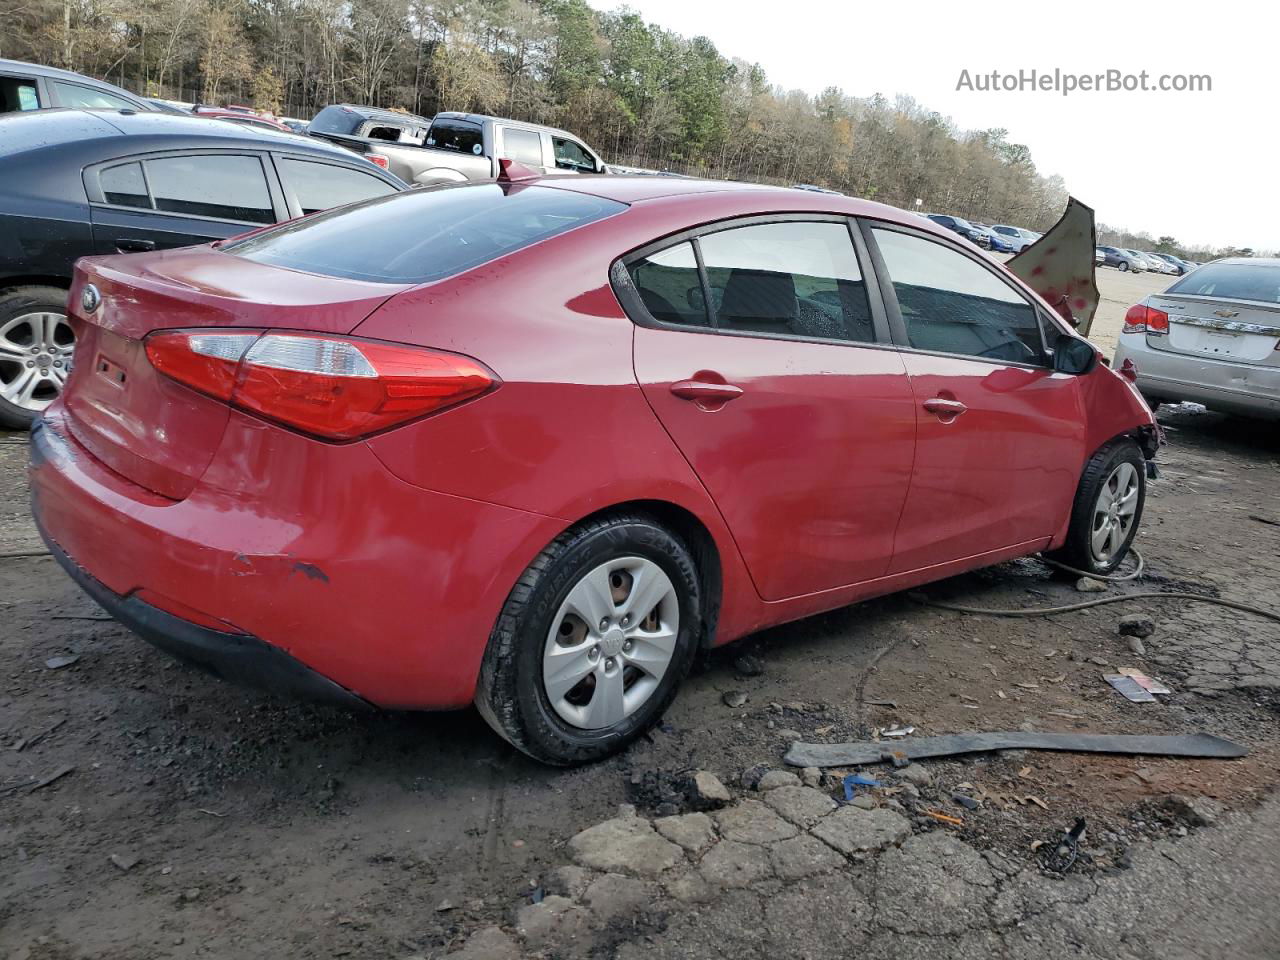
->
left=226, top=183, right=625, bottom=284
left=1168, top=263, right=1280, bottom=305
left=307, top=106, right=361, bottom=136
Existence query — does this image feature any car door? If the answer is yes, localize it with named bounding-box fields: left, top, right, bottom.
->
left=861, top=221, right=1087, bottom=574
left=549, top=134, right=601, bottom=174
left=622, top=217, right=917, bottom=601
left=86, top=152, right=285, bottom=255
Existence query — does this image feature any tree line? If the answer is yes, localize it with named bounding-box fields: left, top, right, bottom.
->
left=1, top=0, right=1262, bottom=260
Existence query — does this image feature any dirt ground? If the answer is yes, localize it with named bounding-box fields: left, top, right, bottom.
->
left=3, top=265, right=1278, bottom=959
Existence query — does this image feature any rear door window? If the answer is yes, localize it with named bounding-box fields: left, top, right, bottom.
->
left=144, top=154, right=274, bottom=223
left=276, top=157, right=397, bottom=215
left=501, top=127, right=544, bottom=166
left=228, top=183, right=623, bottom=283
left=871, top=227, right=1048, bottom=365
left=699, top=221, right=875, bottom=343
left=99, top=161, right=150, bottom=209
left=50, top=80, right=137, bottom=110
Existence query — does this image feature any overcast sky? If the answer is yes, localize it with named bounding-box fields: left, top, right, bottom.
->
left=589, top=0, right=1276, bottom=250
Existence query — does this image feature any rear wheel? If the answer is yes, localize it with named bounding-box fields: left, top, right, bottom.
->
left=0, top=286, right=74, bottom=430
left=475, top=514, right=702, bottom=766
left=1118, top=261, right=1129, bottom=272
left=1047, top=439, right=1146, bottom=575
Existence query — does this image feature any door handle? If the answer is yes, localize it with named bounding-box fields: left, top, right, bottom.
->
left=115, top=238, right=156, bottom=253
left=671, top=379, right=744, bottom=404
left=923, top=397, right=967, bottom=418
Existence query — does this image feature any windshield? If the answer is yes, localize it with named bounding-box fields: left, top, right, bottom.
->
left=1167, top=262, right=1280, bottom=305
left=228, top=183, right=625, bottom=284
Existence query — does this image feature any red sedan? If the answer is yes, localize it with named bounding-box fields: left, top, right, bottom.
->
left=30, top=173, right=1159, bottom=765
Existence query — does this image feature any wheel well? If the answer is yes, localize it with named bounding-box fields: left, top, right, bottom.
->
left=574, top=499, right=723, bottom=650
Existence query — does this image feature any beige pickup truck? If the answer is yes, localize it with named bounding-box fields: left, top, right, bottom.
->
left=309, top=107, right=610, bottom=186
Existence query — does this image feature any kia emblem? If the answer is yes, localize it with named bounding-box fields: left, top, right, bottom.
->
left=81, top=284, right=101, bottom=313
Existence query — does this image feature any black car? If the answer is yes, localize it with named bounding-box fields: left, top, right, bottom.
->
left=0, top=58, right=182, bottom=115
left=0, top=108, right=406, bottom=428
left=924, top=214, right=992, bottom=249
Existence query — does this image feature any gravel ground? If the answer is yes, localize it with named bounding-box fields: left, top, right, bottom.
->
left=2, top=263, right=1278, bottom=958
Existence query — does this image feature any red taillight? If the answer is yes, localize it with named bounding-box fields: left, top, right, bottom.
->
left=145, top=330, right=496, bottom=440
left=1122, top=303, right=1169, bottom=335
left=367, top=154, right=389, bottom=169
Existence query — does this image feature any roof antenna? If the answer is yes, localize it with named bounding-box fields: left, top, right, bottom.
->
left=496, top=157, right=539, bottom=183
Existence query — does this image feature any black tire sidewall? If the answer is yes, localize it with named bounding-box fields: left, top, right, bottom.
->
left=1065, top=440, right=1147, bottom=574
left=498, top=518, right=701, bottom=765
left=0, top=286, right=71, bottom=429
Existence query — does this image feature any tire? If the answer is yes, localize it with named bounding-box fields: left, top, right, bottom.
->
left=0, top=285, right=74, bottom=430
left=1118, top=261, right=1129, bottom=272
left=475, top=513, right=702, bottom=766
left=1047, top=438, right=1147, bottom=575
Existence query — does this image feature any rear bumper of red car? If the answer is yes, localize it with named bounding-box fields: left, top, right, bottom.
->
left=29, top=408, right=565, bottom=709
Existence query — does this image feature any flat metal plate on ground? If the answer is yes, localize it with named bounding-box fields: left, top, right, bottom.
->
left=784, top=732, right=1248, bottom=768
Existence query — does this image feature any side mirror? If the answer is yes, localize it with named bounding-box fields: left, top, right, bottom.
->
left=1053, top=334, right=1097, bottom=375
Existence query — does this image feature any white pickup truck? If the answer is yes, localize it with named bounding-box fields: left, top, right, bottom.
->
left=309, top=108, right=611, bottom=186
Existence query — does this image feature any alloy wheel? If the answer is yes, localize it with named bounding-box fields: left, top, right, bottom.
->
left=0, top=312, right=74, bottom=413
left=1090, top=461, right=1140, bottom=563
left=542, top=556, right=679, bottom=730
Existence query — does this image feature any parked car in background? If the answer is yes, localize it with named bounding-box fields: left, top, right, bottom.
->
left=1116, top=258, right=1280, bottom=419
left=0, top=108, right=405, bottom=428
left=1098, top=246, right=1144, bottom=272
left=969, top=221, right=1016, bottom=253
left=1129, top=250, right=1168, bottom=274
left=1153, top=253, right=1193, bottom=275
left=1, top=58, right=182, bottom=115
left=311, top=109, right=610, bottom=186
left=1140, top=252, right=1177, bottom=275
left=990, top=224, right=1041, bottom=253
left=925, top=214, right=991, bottom=248
left=192, top=104, right=297, bottom=134
left=1095, top=247, right=1106, bottom=266
left=307, top=103, right=432, bottom=146
left=31, top=175, right=1159, bottom=765
left=280, top=117, right=310, bottom=135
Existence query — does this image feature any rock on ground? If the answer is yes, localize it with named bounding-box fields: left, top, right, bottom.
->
left=513, top=895, right=589, bottom=951
left=698, top=839, right=773, bottom=888
left=689, top=770, right=732, bottom=809
left=762, top=785, right=838, bottom=828
left=714, top=800, right=800, bottom=844
left=756, top=770, right=801, bottom=791
left=811, top=807, right=910, bottom=857
left=655, top=811, right=718, bottom=854
left=567, top=814, right=683, bottom=877
left=448, top=925, right=521, bottom=959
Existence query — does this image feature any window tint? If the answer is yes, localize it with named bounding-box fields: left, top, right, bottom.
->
left=51, top=80, right=136, bottom=110
left=553, top=137, right=595, bottom=171
left=628, top=243, right=708, bottom=327
left=99, top=162, right=150, bottom=209
left=427, top=119, right=483, bottom=155
left=502, top=128, right=543, bottom=166
left=699, top=221, right=874, bottom=342
left=228, top=183, right=623, bottom=284
left=144, top=155, right=274, bottom=223
left=872, top=228, right=1046, bottom=365
left=277, top=157, right=396, bottom=215
left=1168, top=262, right=1280, bottom=305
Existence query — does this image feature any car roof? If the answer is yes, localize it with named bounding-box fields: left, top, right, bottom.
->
left=321, top=103, right=431, bottom=125
left=0, top=108, right=376, bottom=162
left=1, top=57, right=128, bottom=86
left=531, top=173, right=936, bottom=226
left=1211, top=257, right=1280, bottom=267
left=433, top=111, right=585, bottom=141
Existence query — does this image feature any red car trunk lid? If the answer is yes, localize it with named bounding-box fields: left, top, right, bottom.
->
left=63, top=247, right=410, bottom=500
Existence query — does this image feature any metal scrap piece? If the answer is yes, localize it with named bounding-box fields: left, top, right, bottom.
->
left=784, top=732, right=1247, bottom=768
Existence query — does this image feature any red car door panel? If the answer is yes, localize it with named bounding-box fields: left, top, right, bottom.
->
left=889, top=354, right=1085, bottom=573
left=635, top=325, right=916, bottom=600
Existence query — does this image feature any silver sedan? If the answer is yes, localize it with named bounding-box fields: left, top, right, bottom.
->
left=1114, top=258, right=1280, bottom=419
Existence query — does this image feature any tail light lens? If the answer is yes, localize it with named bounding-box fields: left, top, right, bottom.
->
left=366, top=154, right=389, bottom=169
left=1122, top=304, right=1170, bottom=335
left=145, top=330, right=496, bottom=440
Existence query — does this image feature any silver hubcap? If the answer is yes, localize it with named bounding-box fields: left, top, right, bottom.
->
left=0, top=311, right=74, bottom=412
left=542, top=557, right=679, bottom=730
left=1090, top=462, right=1140, bottom=563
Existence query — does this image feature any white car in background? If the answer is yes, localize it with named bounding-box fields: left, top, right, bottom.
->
left=1115, top=258, right=1280, bottom=419
left=990, top=224, right=1040, bottom=252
